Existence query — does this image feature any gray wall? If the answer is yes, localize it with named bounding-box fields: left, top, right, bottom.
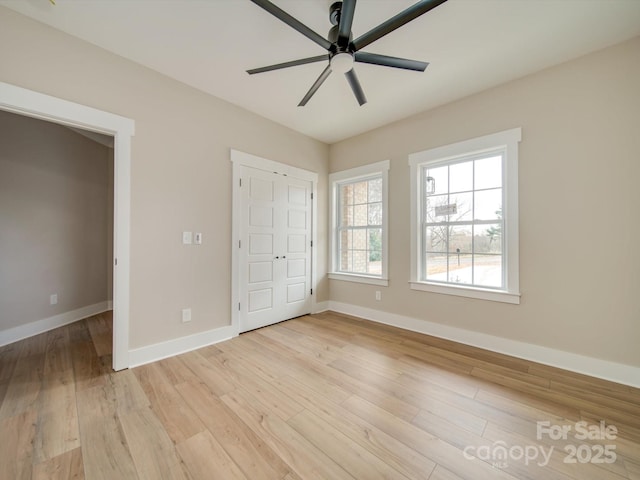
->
left=0, top=110, right=111, bottom=330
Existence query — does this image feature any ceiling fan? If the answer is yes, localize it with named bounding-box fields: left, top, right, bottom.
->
left=247, top=0, right=448, bottom=106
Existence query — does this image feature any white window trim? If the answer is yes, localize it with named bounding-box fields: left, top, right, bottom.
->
left=408, top=128, right=521, bottom=304
left=329, top=160, right=390, bottom=286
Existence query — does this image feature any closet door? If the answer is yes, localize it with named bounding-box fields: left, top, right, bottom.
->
left=280, top=175, right=312, bottom=322
left=239, top=165, right=311, bottom=332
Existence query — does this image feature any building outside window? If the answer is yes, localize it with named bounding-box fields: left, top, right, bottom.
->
left=329, top=160, right=389, bottom=286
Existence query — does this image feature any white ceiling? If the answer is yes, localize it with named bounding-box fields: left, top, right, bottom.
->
left=3, top=0, right=640, bottom=143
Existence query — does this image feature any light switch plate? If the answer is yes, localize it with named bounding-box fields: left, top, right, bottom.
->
left=182, top=308, right=191, bottom=323
left=182, top=231, right=193, bottom=245
left=194, top=232, right=202, bottom=245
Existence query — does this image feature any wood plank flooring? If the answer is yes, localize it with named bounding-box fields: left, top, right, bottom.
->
left=1, top=310, right=638, bottom=479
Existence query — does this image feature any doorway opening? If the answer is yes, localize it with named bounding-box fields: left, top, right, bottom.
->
left=0, top=81, right=134, bottom=370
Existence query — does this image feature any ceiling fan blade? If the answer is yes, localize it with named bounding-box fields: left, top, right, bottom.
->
left=298, top=65, right=333, bottom=106
left=345, top=69, right=367, bottom=106
left=247, top=55, right=328, bottom=75
left=337, top=0, right=357, bottom=48
left=249, top=0, right=332, bottom=51
left=354, top=52, right=428, bottom=72
left=351, top=0, right=448, bottom=52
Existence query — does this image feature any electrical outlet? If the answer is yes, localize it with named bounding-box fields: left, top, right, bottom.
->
left=375, top=291, right=381, bottom=301
left=50, top=294, right=58, bottom=305
left=194, top=232, right=202, bottom=245
left=182, top=308, right=192, bottom=323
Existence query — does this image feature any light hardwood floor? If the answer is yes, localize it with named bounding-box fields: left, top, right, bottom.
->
left=1, top=311, right=639, bottom=479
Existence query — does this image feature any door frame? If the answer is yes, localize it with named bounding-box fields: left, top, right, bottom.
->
left=0, top=81, right=135, bottom=371
left=230, top=149, right=318, bottom=336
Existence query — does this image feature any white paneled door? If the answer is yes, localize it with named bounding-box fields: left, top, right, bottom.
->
left=238, top=165, right=312, bottom=332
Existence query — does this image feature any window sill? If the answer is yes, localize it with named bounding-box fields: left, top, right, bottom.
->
left=409, top=281, right=520, bottom=304
left=329, top=273, right=389, bottom=287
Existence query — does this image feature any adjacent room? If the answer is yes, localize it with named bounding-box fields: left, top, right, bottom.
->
left=0, top=1, right=639, bottom=479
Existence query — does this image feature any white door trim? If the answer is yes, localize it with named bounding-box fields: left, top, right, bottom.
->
left=0, top=81, right=135, bottom=371
left=230, top=149, right=318, bottom=335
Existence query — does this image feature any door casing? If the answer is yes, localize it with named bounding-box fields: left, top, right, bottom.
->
left=0, top=81, right=134, bottom=371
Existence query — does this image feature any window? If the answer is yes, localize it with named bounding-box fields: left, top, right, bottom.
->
left=409, top=129, right=521, bottom=303
left=329, top=161, right=389, bottom=286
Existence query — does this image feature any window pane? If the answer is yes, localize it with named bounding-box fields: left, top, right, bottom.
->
left=449, top=160, right=473, bottom=193
left=425, top=226, right=447, bottom=252
left=475, top=223, right=502, bottom=254
left=473, top=254, right=502, bottom=288
left=368, top=202, right=382, bottom=226
left=448, top=253, right=472, bottom=284
left=449, top=192, right=473, bottom=222
left=354, top=204, right=367, bottom=226
left=425, top=165, right=448, bottom=195
left=475, top=155, right=502, bottom=190
left=341, top=204, right=353, bottom=227
left=340, top=183, right=354, bottom=206
left=352, top=229, right=366, bottom=249
left=474, top=188, right=502, bottom=221
left=368, top=228, right=382, bottom=275
left=449, top=225, right=472, bottom=253
left=367, top=260, right=382, bottom=275
left=345, top=250, right=353, bottom=271
left=354, top=181, right=367, bottom=204
left=339, top=229, right=350, bottom=250
left=367, top=257, right=382, bottom=275
left=368, top=228, right=382, bottom=252
left=425, top=252, right=447, bottom=282
left=339, top=230, right=350, bottom=271
left=368, top=178, right=382, bottom=202
left=425, top=194, right=449, bottom=223
left=340, top=250, right=351, bottom=271
left=352, top=250, right=367, bottom=273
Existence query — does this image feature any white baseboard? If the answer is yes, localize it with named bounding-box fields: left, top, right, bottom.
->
left=312, top=300, right=330, bottom=314
left=0, top=301, right=111, bottom=347
left=328, top=301, right=640, bottom=389
left=128, top=325, right=236, bottom=368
